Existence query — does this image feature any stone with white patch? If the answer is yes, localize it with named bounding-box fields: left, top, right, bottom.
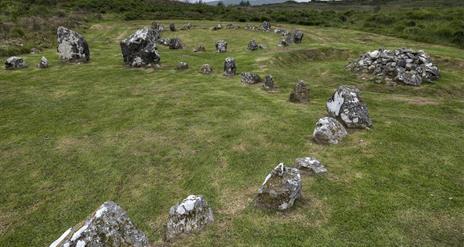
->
left=56, top=27, right=90, bottom=63
left=37, top=56, right=49, bottom=69
left=120, top=27, right=160, bottom=67
left=215, top=40, right=228, bottom=53
left=327, top=85, right=372, bottom=129
left=5, top=56, right=27, bottom=70
left=295, top=157, right=327, bottom=175
left=312, top=117, right=348, bottom=145
left=223, top=57, right=236, bottom=76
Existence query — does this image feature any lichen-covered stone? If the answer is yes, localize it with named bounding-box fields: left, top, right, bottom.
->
left=200, top=64, right=213, bottom=74
left=327, top=85, right=372, bottom=129
left=262, top=21, right=271, bottom=31
left=313, top=117, right=348, bottom=145
left=57, top=26, right=90, bottom=63
left=211, top=24, right=223, bottom=31
left=240, top=72, right=261, bottom=84
left=49, top=201, right=149, bottom=247
left=262, top=75, right=276, bottom=91
left=289, top=80, right=309, bottom=103
left=295, top=157, right=327, bottom=175
left=5, top=56, right=26, bottom=70
left=223, top=57, right=236, bottom=76
left=248, top=40, right=259, bottom=51
left=256, top=163, right=302, bottom=210
left=216, top=40, right=228, bottom=53
left=120, top=27, right=160, bottom=67
left=165, top=195, right=214, bottom=241
left=37, top=56, right=48, bottom=69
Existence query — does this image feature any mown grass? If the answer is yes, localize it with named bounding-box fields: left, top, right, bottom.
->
left=0, top=20, right=463, bottom=246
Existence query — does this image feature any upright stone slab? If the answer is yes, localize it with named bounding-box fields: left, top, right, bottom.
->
left=120, top=27, right=160, bottom=67
left=263, top=75, right=276, bottom=91
left=313, top=117, right=348, bottom=145
left=262, top=21, right=271, bottom=31
left=5, top=56, right=26, bottom=70
left=57, top=26, right=90, bottom=63
left=327, top=85, right=372, bottom=129
left=37, top=56, right=48, bottom=69
left=169, top=23, right=176, bottom=32
left=165, top=195, right=214, bottom=241
left=49, top=201, right=149, bottom=247
left=216, top=40, right=228, bottom=53
left=223, top=57, right=236, bottom=76
left=289, top=80, right=309, bottom=103
left=293, top=30, right=304, bottom=43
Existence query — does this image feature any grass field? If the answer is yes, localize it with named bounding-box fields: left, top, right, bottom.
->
left=0, top=20, right=463, bottom=246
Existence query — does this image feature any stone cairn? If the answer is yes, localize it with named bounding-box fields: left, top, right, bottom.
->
left=49, top=201, right=149, bottom=247
left=289, top=80, right=309, bottom=103
left=120, top=27, right=160, bottom=67
left=165, top=195, right=214, bottom=241
left=256, top=163, right=302, bottom=210
left=200, top=64, right=213, bottom=74
left=240, top=72, right=261, bottom=84
left=169, top=23, right=176, bottom=32
left=262, top=75, right=276, bottom=91
left=57, top=26, right=90, bottom=63
left=327, top=85, right=372, bottom=129
left=216, top=40, right=228, bottom=53
left=176, top=62, right=189, bottom=70
left=295, top=157, right=327, bottom=175
left=169, top=38, right=184, bottom=50
left=5, top=56, right=27, bottom=70
left=347, top=48, right=440, bottom=86
left=223, top=57, right=236, bottom=76
left=37, top=56, right=48, bottom=69
left=313, top=117, right=348, bottom=145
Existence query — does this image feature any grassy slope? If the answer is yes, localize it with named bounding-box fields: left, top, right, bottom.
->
left=0, top=20, right=463, bottom=246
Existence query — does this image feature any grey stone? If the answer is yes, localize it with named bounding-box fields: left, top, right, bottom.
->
left=262, top=21, right=271, bottom=31
left=57, top=26, right=90, bottom=63
left=295, top=157, right=327, bottom=175
left=289, top=80, right=309, bottom=103
left=169, top=23, right=176, bottom=32
left=262, top=75, right=276, bottom=91
left=211, top=24, right=223, bottom=31
left=293, top=30, right=304, bottom=44
left=49, top=201, right=149, bottom=247
left=247, top=40, right=260, bottom=51
left=5, top=56, right=26, bottom=70
left=176, top=62, right=188, bottom=70
left=327, top=85, right=372, bottom=129
left=240, top=72, right=261, bottom=84
left=165, top=195, right=214, bottom=241
left=200, top=64, right=213, bottom=74
left=193, top=45, right=206, bottom=52
left=37, top=56, right=48, bottom=69
left=168, top=38, right=184, bottom=50
left=256, top=163, right=301, bottom=211
left=120, top=27, right=160, bottom=67
left=313, top=117, right=348, bottom=145
left=151, top=22, right=164, bottom=32
left=216, top=40, right=227, bottom=53
left=223, top=57, right=236, bottom=76
left=180, top=23, right=192, bottom=30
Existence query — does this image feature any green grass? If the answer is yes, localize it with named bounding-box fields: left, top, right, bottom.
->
left=0, top=20, right=463, bottom=246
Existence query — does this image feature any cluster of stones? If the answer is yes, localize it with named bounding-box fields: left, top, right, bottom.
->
left=275, top=29, right=304, bottom=47
left=347, top=48, right=440, bottom=86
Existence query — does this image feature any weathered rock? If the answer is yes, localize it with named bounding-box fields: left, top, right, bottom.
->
left=313, top=117, right=348, bottom=145
left=289, top=80, right=309, bottom=103
left=169, top=23, right=176, bottom=32
left=244, top=24, right=259, bottom=31
left=293, top=30, right=304, bottom=44
left=327, top=85, right=372, bottom=129
left=211, top=24, right=223, bottom=31
left=256, top=163, right=301, bottom=210
left=225, top=23, right=240, bottom=30
left=168, top=38, right=183, bottom=50
left=262, top=75, right=276, bottom=91
left=180, top=23, right=192, bottom=30
left=158, top=38, right=170, bottom=46
left=262, top=21, right=271, bottom=31
left=37, top=56, right=48, bottom=69
left=347, top=48, right=440, bottom=86
left=295, top=157, right=327, bottom=175
left=223, top=57, right=236, bottom=76
left=279, top=39, right=289, bottom=47
left=215, top=40, right=227, bottom=53
left=240, top=72, right=261, bottom=84
left=57, top=27, right=90, bottom=63
left=5, top=56, right=26, bottom=70
left=176, top=62, right=188, bottom=70
left=165, top=195, right=214, bottom=241
left=193, top=45, right=206, bottom=52
left=274, top=28, right=287, bottom=35
left=120, top=27, right=160, bottom=67
left=49, top=201, right=149, bottom=247
left=151, top=22, right=164, bottom=32
left=247, top=40, right=259, bottom=51
left=200, top=64, right=213, bottom=74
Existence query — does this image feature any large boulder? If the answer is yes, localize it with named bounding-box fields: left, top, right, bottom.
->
left=168, top=38, right=184, bottom=50
left=37, top=56, right=48, bottom=69
left=256, top=163, right=302, bottom=210
left=240, top=72, right=261, bottom=84
left=200, top=64, right=213, bottom=74
left=289, top=80, right=309, bottom=103
left=295, top=157, right=327, bottom=175
left=49, top=201, right=149, bottom=247
left=313, top=117, right=348, bottom=145
left=120, top=27, right=160, bottom=67
left=165, top=195, right=214, bottom=241
left=5, top=56, right=26, bottom=70
left=327, top=85, right=372, bottom=129
left=223, top=57, right=236, bottom=76
left=57, top=26, right=90, bottom=63
left=293, top=30, right=304, bottom=44
left=216, top=40, right=228, bottom=53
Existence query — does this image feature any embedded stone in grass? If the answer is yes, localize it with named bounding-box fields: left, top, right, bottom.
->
left=168, top=38, right=184, bottom=50
left=165, top=195, right=214, bottom=241
left=256, top=163, right=302, bottom=210
left=193, top=45, right=206, bottom=52
left=200, top=64, right=213, bottom=74
left=313, top=117, right=348, bottom=145
left=176, top=62, right=189, bottom=70
left=247, top=40, right=260, bottom=51
left=294, top=30, right=304, bottom=43
left=289, top=80, right=309, bottom=103
left=225, top=23, right=240, bottom=29
left=57, top=26, right=90, bottom=63
left=223, top=57, right=236, bottom=76
left=49, top=201, right=149, bottom=247
left=5, top=56, right=27, bottom=70
left=262, top=21, right=271, bottom=31
left=263, top=75, right=276, bottom=91
left=240, top=72, right=261, bottom=84
left=211, top=23, right=223, bottom=31
left=169, top=23, right=176, bottom=32
left=216, top=40, right=228, bottom=53
left=295, top=157, right=327, bottom=175
left=180, top=23, right=192, bottom=30
left=327, top=85, right=372, bottom=129
left=37, top=56, right=48, bottom=69
left=279, top=39, right=289, bottom=47
left=120, top=27, right=160, bottom=67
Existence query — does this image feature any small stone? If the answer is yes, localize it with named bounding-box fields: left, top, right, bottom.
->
left=5, top=56, right=27, bottom=70
left=176, top=62, right=188, bottom=70
left=215, top=40, right=227, bottom=53
left=169, top=23, right=176, bottom=32
left=295, top=157, right=327, bottom=175
left=223, top=57, right=236, bottom=76
left=327, top=85, right=372, bottom=129
left=262, top=75, right=276, bottom=91
left=151, top=22, right=164, bottom=32
left=37, top=56, right=48, bottom=69
left=293, top=30, right=304, bottom=43
left=193, top=45, right=206, bottom=52
left=289, top=80, right=309, bottom=103
left=57, top=26, right=90, bottom=63
left=247, top=40, right=260, bottom=51
left=168, top=38, right=184, bottom=50
left=180, top=23, right=192, bottom=30
left=240, top=72, right=261, bottom=84
left=262, top=21, right=271, bottom=31
left=313, top=117, right=348, bottom=145
left=211, top=24, right=223, bottom=31
left=200, top=64, right=213, bottom=74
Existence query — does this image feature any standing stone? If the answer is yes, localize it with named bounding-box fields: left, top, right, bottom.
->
left=313, top=117, right=348, bottom=145
left=169, top=23, right=176, bottom=32
left=120, top=27, right=160, bottom=67
left=327, top=85, right=372, bottom=129
left=289, top=80, right=309, bottom=103
left=295, top=157, right=327, bottom=175
left=57, top=26, right=90, bottom=63
left=262, top=21, right=271, bottom=31
left=223, top=57, right=236, bottom=76
left=168, top=38, right=184, bottom=50
left=262, top=75, right=276, bottom=91
left=293, top=30, right=304, bottom=44
left=37, top=56, right=48, bottom=69
left=5, top=56, right=26, bottom=70
left=247, top=40, right=259, bottom=51
left=200, top=64, right=213, bottom=74
left=49, top=201, right=149, bottom=247
left=256, top=163, right=302, bottom=210
left=240, top=72, right=261, bottom=84
left=216, top=40, right=228, bottom=53
left=165, top=195, right=214, bottom=241
left=176, top=62, right=189, bottom=70
left=193, top=45, right=206, bottom=52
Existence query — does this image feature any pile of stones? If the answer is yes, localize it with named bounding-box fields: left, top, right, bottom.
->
left=347, top=48, right=440, bottom=86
